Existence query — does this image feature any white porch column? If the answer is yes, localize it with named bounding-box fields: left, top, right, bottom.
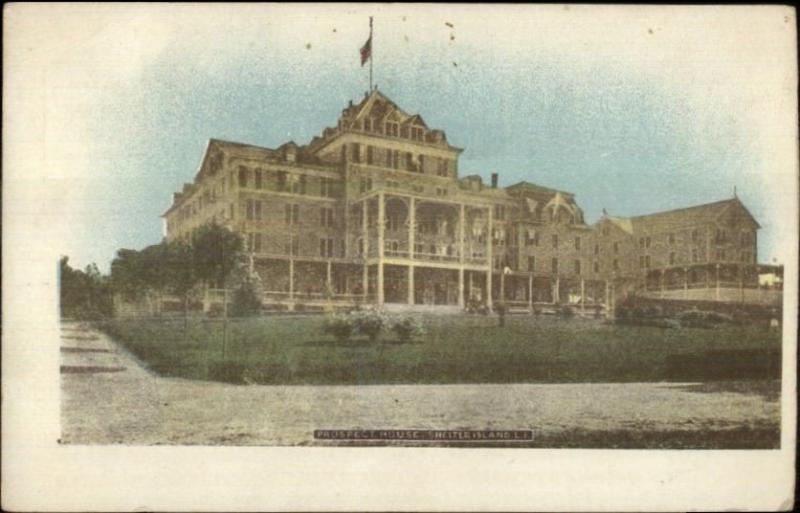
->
left=407, top=265, right=415, bottom=305
left=580, top=278, right=585, bottom=314
left=362, top=199, right=369, bottom=299
left=459, top=203, right=465, bottom=263
left=408, top=197, right=416, bottom=259
left=554, top=276, right=560, bottom=304
left=289, top=259, right=295, bottom=301
left=528, top=273, right=534, bottom=312
left=486, top=206, right=493, bottom=310
left=684, top=267, right=689, bottom=299
left=458, top=268, right=465, bottom=308
left=377, top=192, right=385, bottom=305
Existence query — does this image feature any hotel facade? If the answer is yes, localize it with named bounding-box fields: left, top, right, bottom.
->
left=163, top=90, right=765, bottom=312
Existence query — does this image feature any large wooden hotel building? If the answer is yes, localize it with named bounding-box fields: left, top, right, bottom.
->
left=163, top=90, right=765, bottom=312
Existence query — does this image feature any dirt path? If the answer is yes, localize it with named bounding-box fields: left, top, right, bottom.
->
left=60, top=321, right=780, bottom=447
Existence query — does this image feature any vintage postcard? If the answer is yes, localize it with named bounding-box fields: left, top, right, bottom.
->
left=3, top=3, right=797, bottom=511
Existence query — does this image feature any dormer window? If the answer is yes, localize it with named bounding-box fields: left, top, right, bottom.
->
left=386, top=122, right=399, bottom=137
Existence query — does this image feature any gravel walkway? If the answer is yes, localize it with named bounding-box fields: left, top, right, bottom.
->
left=60, top=321, right=780, bottom=447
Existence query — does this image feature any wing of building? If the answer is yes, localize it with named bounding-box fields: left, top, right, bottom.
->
left=162, top=90, right=768, bottom=312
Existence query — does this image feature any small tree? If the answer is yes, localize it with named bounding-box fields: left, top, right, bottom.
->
left=351, top=309, right=386, bottom=343
left=391, top=316, right=425, bottom=343
left=230, top=278, right=262, bottom=317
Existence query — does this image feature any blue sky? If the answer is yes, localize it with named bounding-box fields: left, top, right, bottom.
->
left=26, top=5, right=794, bottom=271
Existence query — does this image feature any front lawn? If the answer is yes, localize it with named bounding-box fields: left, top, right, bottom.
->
left=96, top=314, right=782, bottom=385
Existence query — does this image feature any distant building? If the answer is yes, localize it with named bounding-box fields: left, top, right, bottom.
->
left=163, top=90, right=769, bottom=311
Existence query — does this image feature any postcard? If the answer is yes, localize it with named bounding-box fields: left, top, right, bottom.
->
left=3, top=3, right=797, bottom=511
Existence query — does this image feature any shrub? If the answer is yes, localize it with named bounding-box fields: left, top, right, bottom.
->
left=230, top=281, right=262, bottom=317
left=351, top=309, right=386, bottom=342
left=391, top=316, right=425, bottom=343
left=322, top=314, right=354, bottom=342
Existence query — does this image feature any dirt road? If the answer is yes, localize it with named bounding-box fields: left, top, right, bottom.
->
left=60, top=321, right=780, bottom=447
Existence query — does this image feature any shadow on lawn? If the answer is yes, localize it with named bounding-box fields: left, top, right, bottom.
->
left=301, top=338, right=424, bottom=348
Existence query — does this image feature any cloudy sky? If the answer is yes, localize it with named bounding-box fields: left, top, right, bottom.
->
left=6, top=4, right=797, bottom=272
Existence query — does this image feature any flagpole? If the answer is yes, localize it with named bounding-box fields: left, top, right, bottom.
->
left=369, top=16, right=374, bottom=92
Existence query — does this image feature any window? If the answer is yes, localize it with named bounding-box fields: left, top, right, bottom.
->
left=669, top=252, right=676, bottom=265
left=320, top=177, right=333, bottom=197
left=366, top=146, right=374, bottom=165
left=740, top=231, right=751, bottom=246
left=692, top=249, right=699, bottom=262
left=351, top=143, right=361, bottom=163
left=285, top=234, right=298, bottom=256
left=668, top=233, right=675, bottom=245
left=526, top=230, right=538, bottom=246
left=277, top=171, right=288, bottom=191
left=639, top=255, right=645, bottom=268
left=437, top=159, right=449, bottom=177
left=412, top=184, right=424, bottom=193
left=290, top=175, right=306, bottom=195
left=575, top=237, right=581, bottom=251
left=613, top=242, right=619, bottom=254
left=364, top=119, right=371, bottom=132
left=418, top=155, right=425, bottom=173
left=319, top=237, right=334, bottom=258
left=386, top=122, right=399, bottom=137
left=613, top=259, right=619, bottom=271
left=238, top=166, right=248, bottom=188
left=593, top=261, right=600, bottom=273
left=320, top=207, right=334, bottom=228
left=574, top=259, right=581, bottom=275
left=528, top=256, right=536, bottom=272
left=255, top=170, right=263, bottom=189
left=389, top=150, right=400, bottom=169
left=646, top=255, right=651, bottom=268
left=552, top=234, right=558, bottom=249
left=360, top=177, right=373, bottom=193
left=551, top=258, right=559, bottom=274
left=285, top=203, right=299, bottom=225
left=602, top=227, right=610, bottom=236
left=594, top=244, right=600, bottom=255
left=692, top=229, right=699, bottom=243
left=494, top=205, right=506, bottom=220
left=436, top=187, right=448, bottom=197
left=248, top=233, right=262, bottom=253
left=246, top=200, right=254, bottom=221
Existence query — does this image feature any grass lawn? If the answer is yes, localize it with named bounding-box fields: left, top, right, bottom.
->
left=97, top=314, right=782, bottom=385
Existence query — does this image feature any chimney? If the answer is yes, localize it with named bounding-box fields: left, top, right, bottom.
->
left=491, top=173, right=499, bottom=188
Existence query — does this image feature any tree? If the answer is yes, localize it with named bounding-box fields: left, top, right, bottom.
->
left=191, top=223, right=244, bottom=289
left=164, top=239, right=197, bottom=328
left=59, top=256, right=113, bottom=319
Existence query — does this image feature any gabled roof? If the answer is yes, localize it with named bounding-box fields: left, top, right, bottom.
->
left=597, top=197, right=760, bottom=235
left=505, top=181, right=575, bottom=197
left=629, top=197, right=760, bottom=232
